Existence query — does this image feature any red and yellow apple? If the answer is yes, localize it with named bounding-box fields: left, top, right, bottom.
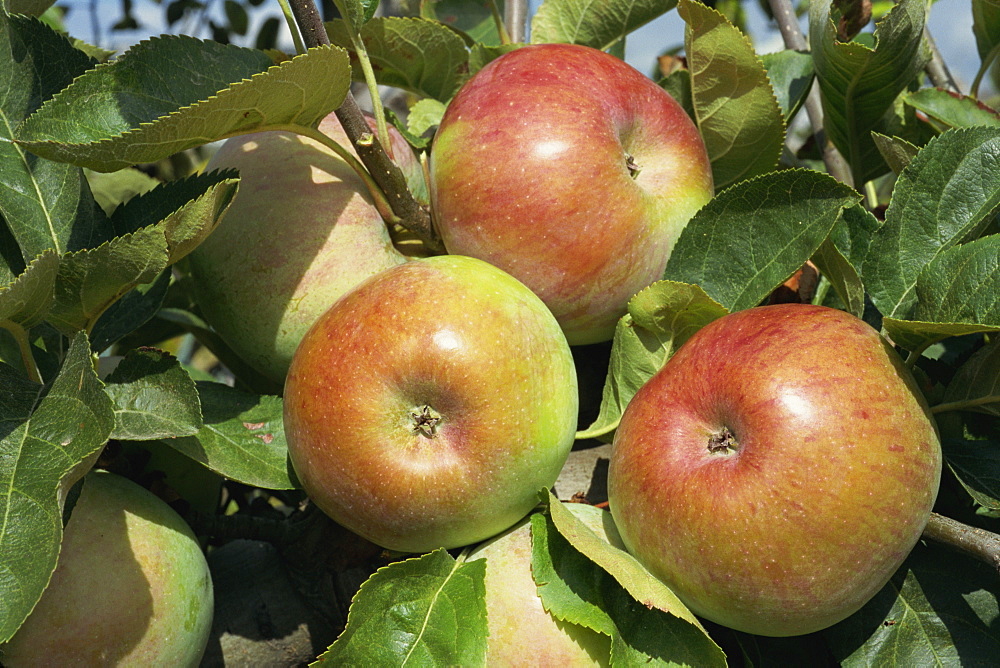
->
left=189, top=112, right=425, bottom=383
left=429, top=43, right=714, bottom=346
left=2, top=470, right=214, bottom=666
left=283, top=255, right=579, bottom=553
left=607, top=304, right=942, bottom=637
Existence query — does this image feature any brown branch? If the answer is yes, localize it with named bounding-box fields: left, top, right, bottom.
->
left=286, top=0, right=443, bottom=251
left=768, top=0, right=854, bottom=188
left=923, top=512, right=1000, bottom=576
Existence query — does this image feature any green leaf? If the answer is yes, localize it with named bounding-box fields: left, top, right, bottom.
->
left=16, top=40, right=351, bottom=172
left=824, top=542, right=1000, bottom=665
left=680, top=0, right=784, bottom=189
left=863, top=127, right=1000, bottom=320
left=761, top=49, right=814, bottom=124
left=871, top=131, right=920, bottom=175
left=165, top=382, right=296, bottom=490
left=811, top=238, right=865, bottom=318
left=0, top=14, right=111, bottom=261
left=532, top=504, right=726, bottom=666
left=530, top=0, right=676, bottom=51
left=86, top=168, right=161, bottom=216
left=335, top=0, right=381, bottom=28
left=407, top=98, right=447, bottom=140
left=104, top=348, right=203, bottom=441
left=47, top=225, right=169, bottom=336
left=420, top=0, right=504, bottom=46
left=943, top=439, right=1000, bottom=510
left=325, top=17, right=470, bottom=102
left=0, top=250, right=59, bottom=330
left=223, top=0, right=248, bottom=34
left=663, top=169, right=861, bottom=312
left=90, top=269, right=172, bottom=352
left=973, top=0, right=1000, bottom=64
left=659, top=69, right=694, bottom=122
left=904, top=88, right=1000, bottom=131
left=318, top=548, right=488, bottom=666
left=0, top=331, right=114, bottom=643
left=809, top=0, right=930, bottom=185
left=110, top=170, right=240, bottom=264
left=942, top=339, right=1000, bottom=418
left=468, top=42, right=522, bottom=75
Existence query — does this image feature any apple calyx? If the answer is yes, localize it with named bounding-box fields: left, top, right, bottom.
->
left=410, top=404, right=442, bottom=437
left=625, top=153, right=641, bottom=179
left=707, top=427, right=738, bottom=455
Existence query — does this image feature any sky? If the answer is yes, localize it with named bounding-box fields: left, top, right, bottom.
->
left=55, top=0, right=988, bottom=97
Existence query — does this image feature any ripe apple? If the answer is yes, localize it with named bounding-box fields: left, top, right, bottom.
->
left=189, top=112, right=425, bottom=383
left=468, top=504, right=613, bottom=666
left=607, top=304, right=942, bottom=637
left=283, top=255, right=579, bottom=553
left=2, top=470, right=213, bottom=666
left=429, top=43, right=714, bottom=346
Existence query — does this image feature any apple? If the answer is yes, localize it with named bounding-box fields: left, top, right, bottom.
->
left=189, top=111, right=426, bottom=383
left=428, top=43, right=714, bottom=346
left=2, top=470, right=213, bottom=666
left=607, top=304, right=942, bottom=637
left=283, top=255, right=579, bottom=553
left=468, top=504, right=613, bottom=666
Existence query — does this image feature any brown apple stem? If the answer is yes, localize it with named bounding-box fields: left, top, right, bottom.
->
left=923, top=513, right=1000, bottom=576
left=767, top=0, right=854, bottom=189
left=286, top=0, right=443, bottom=252
left=923, top=28, right=960, bottom=93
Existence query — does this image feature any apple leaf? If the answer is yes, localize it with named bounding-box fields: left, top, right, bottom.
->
left=942, top=439, right=1000, bottom=510
left=335, top=0, right=380, bottom=28
left=577, top=314, right=670, bottom=440
left=880, top=233, right=1000, bottom=352
left=317, top=548, right=488, bottom=666
left=419, top=0, right=504, bottom=46
left=325, top=17, right=470, bottom=102
left=0, top=331, right=114, bottom=643
left=871, top=132, right=920, bottom=175
left=663, top=169, right=861, bottom=313
left=862, top=126, right=1000, bottom=321
left=973, top=0, right=1000, bottom=64
left=530, top=0, right=676, bottom=51
left=468, top=43, right=523, bottom=75
left=679, top=0, right=785, bottom=189
left=761, top=49, right=814, bottom=124
left=110, top=171, right=240, bottom=265
left=103, top=348, right=203, bottom=441
left=89, top=269, right=172, bottom=352
left=809, top=0, right=930, bottom=185
left=531, top=504, right=727, bottom=666
left=46, top=225, right=169, bottom=336
left=164, top=382, right=297, bottom=490
left=904, top=88, right=1000, bottom=131
left=407, top=98, right=447, bottom=141
left=823, top=542, right=1000, bottom=665
left=811, top=238, right=865, bottom=318
left=0, top=250, right=59, bottom=331
left=86, top=168, right=162, bottom=216
left=659, top=69, right=694, bottom=122
left=0, top=14, right=111, bottom=262
left=16, top=39, right=351, bottom=172
left=941, top=339, right=1000, bottom=418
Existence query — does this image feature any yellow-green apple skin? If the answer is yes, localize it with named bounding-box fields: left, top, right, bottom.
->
left=1, top=470, right=213, bottom=666
left=189, top=112, right=424, bottom=383
left=429, top=43, right=714, bottom=346
left=468, top=504, right=613, bottom=667
left=283, top=255, right=579, bottom=553
left=608, top=304, right=942, bottom=637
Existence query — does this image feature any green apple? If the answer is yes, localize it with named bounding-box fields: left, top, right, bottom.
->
left=2, top=470, right=213, bottom=666
left=468, top=503, right=612, bottom=667
left=608, top=304, right=942, bottom=636
left=429, top=43, right=714, bottom=346
left=283, top=255, right=579, bottom=553
left=189, top=112, right=425, bottom=383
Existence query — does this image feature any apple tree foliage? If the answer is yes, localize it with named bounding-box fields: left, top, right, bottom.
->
left=2, top=0, right=1000, bottom=663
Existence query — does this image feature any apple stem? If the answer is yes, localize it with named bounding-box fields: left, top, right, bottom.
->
left=285, top=0, right=443, bottom=252
left=487, top=0, right=513, bottom=45
left=767, top=0, right=854, bottom=189
left=276, top=0, right=308, bottom=55
left=923, top=513, right=1000, bottom=576
left=0, top=320, right=43, bottom=384
left=929, top=395, right=1000, bottom=415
